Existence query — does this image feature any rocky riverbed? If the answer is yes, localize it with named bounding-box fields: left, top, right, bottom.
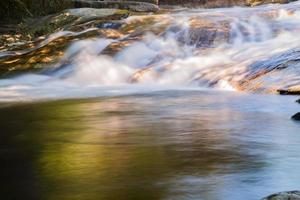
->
left=2, top=1, right=300, bottom=94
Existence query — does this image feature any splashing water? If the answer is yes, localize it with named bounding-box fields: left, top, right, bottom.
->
left=2, top=1, right=300, bottom=102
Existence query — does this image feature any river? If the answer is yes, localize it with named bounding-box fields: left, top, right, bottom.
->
left=1, top=1, right=300, bottom=200
left=0, top=91, right=300, bottom=199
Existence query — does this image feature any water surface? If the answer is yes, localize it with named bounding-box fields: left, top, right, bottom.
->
left=1, top=90, right=300, bottom=200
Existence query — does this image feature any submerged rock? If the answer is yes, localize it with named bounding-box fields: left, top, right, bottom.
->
left=262, top=191, right=300, bottom=199
left=292, top=113, right=300, bottom=121
left=296, top=99, right=300, bottom=103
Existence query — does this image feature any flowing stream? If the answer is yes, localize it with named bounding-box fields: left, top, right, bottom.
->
left=1, top=1, right=300, bottom=200
left=1, top=1, right=300, bottom=101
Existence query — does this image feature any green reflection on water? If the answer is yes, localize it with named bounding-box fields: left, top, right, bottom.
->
left=0, top=95, right=266, bottom=200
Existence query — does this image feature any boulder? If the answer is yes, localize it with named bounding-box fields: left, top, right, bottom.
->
left=262, top=191, right=300, bottom=200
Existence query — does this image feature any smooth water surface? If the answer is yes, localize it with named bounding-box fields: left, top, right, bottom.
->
left=1, top=90, right=300, bottom=200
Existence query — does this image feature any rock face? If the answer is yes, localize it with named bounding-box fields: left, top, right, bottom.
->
left=262, top=191, right=300, bottom=199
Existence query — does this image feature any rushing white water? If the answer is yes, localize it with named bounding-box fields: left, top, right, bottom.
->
left=1, top=1, right=300, bottom=101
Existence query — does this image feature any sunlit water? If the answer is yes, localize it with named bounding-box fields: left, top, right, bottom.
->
left=0, top=91, right=300, bottom=200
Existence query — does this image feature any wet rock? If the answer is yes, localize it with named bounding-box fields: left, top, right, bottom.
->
left=296, top=99, right=300, bottom=104
left=0, top=7, right=129, bottom=76
left=233, top=48, right=300, bottom=94
left=173, top=17, right=230, bottom=47
left=102, top=15, right=171, bottom=56
left=292, top=113, right=300, bottom=121
left=262, top=191, right=300, bottom=199
left=0, top=29, right=123, bottom=76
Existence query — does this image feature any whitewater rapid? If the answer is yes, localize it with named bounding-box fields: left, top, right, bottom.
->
left=1, top=1, right=300, bottom=102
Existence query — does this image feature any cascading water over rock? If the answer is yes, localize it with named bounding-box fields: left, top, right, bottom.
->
left=1, top=1, right=300, bottom=101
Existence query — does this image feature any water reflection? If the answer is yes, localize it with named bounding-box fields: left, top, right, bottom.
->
left=0, top=91, right=300, bottom=200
